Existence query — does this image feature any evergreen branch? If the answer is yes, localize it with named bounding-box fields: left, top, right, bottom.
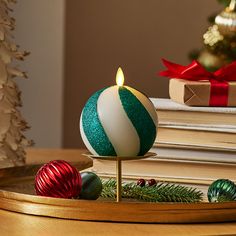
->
left=101, top=179, right=203, bottom=203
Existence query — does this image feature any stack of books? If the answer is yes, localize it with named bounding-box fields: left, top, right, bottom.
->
left=152, top=98, right=236, bottom=152
left=91, top=98, right=236, bottom=192
left=150, top=98, right=236, bottom=186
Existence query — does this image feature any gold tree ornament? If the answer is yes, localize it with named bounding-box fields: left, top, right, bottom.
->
left=215, top=0, right=236, bottom=35
left=198, top=50, right=226, bottom=69
left=0, top=0, right=32, bottom=168
left=203, top=25, right=224, bottom=47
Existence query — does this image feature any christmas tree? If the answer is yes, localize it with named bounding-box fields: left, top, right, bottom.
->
left=0, top=0, right=32, bottom=168
left=190, top=0, right=236, bottom=71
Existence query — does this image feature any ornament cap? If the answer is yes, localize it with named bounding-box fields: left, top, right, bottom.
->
left=227, top=0, right=236, bottom=12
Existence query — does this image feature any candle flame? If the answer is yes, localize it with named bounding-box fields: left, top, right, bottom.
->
left=116, top=67, right=124, bottom=86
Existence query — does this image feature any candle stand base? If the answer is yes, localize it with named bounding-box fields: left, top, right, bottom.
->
left=84, top=152, right=156, bottom=202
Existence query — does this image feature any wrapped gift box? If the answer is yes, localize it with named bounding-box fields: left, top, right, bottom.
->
left=159, top=59, right=236, bottom=107
left=169, top=79, right=236, bottom=106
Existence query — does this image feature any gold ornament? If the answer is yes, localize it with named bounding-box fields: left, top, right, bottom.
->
left=198, top=50, right=227, bottom=71
left=203, top=25, right=224, bottom=46
left=215, top=0, right=236, bottom=35
left=0, top=0, right=32, bottom=168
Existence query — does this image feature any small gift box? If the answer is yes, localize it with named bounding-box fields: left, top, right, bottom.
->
left=159, top=59, right=236, bottom=107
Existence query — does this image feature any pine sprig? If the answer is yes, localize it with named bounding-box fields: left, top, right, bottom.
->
left=101, top=179, right=203, bottom=203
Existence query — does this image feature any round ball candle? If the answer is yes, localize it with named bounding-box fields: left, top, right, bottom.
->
left=80, top=68, right=158, bottom=157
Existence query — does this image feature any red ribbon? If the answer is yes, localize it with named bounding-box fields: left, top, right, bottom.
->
left=159, top=59, right=236, bottom=106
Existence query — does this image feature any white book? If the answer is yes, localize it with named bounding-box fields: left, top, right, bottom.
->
left=151, top=145, right=236, bottom=163
left=159, top=124, right=236, bottom=133
left=150, top=98, right=236, bottom=128
left=151, top=98, right=236, bottom=114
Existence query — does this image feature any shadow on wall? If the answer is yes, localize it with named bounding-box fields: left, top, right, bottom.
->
left=64, top=0, right=221, bottom=148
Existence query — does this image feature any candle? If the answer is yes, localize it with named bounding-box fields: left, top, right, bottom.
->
left=80, top=68, right=158, bottom=157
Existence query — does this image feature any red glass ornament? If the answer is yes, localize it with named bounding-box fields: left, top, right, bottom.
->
left=148, top=179, right=157, bottom=187
left=137, top=178, right=146, bottom=187
left=35, top=160, right=82, bottom=199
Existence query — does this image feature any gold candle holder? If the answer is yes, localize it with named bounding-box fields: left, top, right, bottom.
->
left=84, top=152, right=156, bottom=202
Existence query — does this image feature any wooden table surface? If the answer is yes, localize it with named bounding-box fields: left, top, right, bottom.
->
left=1, top=148, right=236, bottom=236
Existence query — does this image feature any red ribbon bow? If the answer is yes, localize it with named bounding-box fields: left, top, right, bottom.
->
left=159, top=59, right=236, bottom=106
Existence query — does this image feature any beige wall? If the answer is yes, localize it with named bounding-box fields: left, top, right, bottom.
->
left=14, top=0, right=65, bottom=147
left=64, top=0, right=221, bottom=148
left=13, top=0, right=222, bottom=148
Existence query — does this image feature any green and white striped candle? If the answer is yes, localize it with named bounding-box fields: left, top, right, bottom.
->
left=80, top=68, right=158, bottom=157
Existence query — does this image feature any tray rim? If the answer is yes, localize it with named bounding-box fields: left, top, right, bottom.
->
left=1, top=189, right=236, bottom=224
left=1, top=188, right=236, bottom=208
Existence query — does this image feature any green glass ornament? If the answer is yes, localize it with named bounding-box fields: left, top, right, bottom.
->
left=208, top=179, right=236, bottom=202
left=79, top=172, right=102, bottom=200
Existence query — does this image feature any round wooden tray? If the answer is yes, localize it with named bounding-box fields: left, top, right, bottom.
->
left=1, top=164, right=236, bottom=223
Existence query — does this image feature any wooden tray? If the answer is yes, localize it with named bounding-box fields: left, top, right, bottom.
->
left=1, top=164, right=236, bottom=224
